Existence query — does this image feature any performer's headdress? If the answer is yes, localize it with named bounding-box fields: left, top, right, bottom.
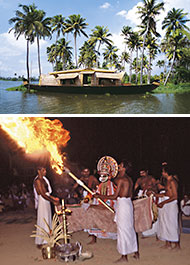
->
left=97, top=156, right=118, bottom=182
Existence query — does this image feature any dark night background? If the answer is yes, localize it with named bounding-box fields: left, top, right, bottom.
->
left=0, top=117, right=190, bottom=198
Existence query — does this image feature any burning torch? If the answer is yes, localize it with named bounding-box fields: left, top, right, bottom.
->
left=64, top=167, right=115, bottom=213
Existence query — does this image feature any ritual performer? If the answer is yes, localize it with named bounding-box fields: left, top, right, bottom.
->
left=33, top=166, right=60, bottom=248
left=95, top=170, right=116, bottom=208
left=86, top=170, right=117, bottom=244
left=94, top=160, right=139, bottom=263
left=134, top=168, right=157, bottom=198
left=155, top=165, right=180, bottom=249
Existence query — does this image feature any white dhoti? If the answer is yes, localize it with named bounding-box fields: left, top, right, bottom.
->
left=115, top=197, right=138, bottom=255
left=142, top=221, right=158, bottom=237
left=157, top=197, right=179, bottom=242
left=35, top=194, right=52, bottom=245
left=33, top=176, right=52, bottom=245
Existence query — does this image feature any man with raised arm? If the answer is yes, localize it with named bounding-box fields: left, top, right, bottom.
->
left=94, top=160, right=139, bottom=263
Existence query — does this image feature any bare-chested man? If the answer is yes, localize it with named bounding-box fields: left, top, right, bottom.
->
left=134, top=169, right=157, bottom=198
left=33, top=167, right=60, bottom=248
left=155, top=165, right=180, bottom=249
left=73, top=167, right=99, bottom=199
left=95, top=160, right=139, bottom=263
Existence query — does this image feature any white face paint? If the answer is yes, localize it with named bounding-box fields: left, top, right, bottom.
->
left=99, top=173, right=109, bottom=183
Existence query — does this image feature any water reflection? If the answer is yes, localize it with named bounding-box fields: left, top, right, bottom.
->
left=0, top=80, right=190, bottom=114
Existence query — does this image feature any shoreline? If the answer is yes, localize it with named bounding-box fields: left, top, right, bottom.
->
left=5, top=83, right=190, bottom=94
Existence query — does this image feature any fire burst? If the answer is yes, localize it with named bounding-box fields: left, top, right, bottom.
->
left=0, top=117, right=70, bottom=174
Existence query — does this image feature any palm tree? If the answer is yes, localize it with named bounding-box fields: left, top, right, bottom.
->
left=146, top=35, right=159, bottom=84
left=162, top=8, right=190, bottom=37
left=161, top=34, right=187, bottom=85
left=133, top=32, right=143, bottom=84
left=103, top=45, right=119, bottom=69
left=126, top=32, right=137, bottom=83
left=89, top=26, right=113, bottom=66
left=78, top=41, right=97, bottom=68
left=120, top=51, right=130, bottom=69
left=9, top=4, right=36, bottom=84
left=65, top=14, right=88, bottom=67
left=51, top=15, right=65, bottom=71
left=162, top=8, right=190, bottom=85
left=47, top=44, right=56, bottom=70
left=156, top=60, right=166, bottom=81
left=121, top=26, right=132, bottom=52
left=33, top=9, right=52, bottom=77
left=56, top=38, right=73, bottom=70
left=137, top=0, right=164, bottom=84
left=9, top=4, right=52, bottom=80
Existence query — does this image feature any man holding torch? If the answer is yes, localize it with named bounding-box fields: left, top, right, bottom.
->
left=94, top=160, right=139, bottom=263
left=33, top=166, right=60, bottom=248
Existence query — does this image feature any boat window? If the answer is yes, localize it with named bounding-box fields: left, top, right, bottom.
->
left=99, top=78, right=116, bottom=85
left=83, top=74, right=92, bottom=85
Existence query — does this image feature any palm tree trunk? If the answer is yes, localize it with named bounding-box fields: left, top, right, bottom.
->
left=55, top=33, right=58, bottom=71
left=74, top=33, right=78, bottom=68
left=140, top=21, right=149, bottom=85
left=164, top=51, right=176, bottom=86
left=135, top=48, right=138, bottom=84
left=148, top=53, right=151, bottom=84
left=129, top=50, right=133, bottom=83
left=37, top=36, right=41, bottom=77
left=26, top=39, right=30, bottom=90
left=97, top=42, right=101, bottom=68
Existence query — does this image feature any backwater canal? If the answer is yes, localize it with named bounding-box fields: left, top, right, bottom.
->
left=0, top=80, right=190, bottom=114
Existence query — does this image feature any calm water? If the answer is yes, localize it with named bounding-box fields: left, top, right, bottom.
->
left=0, top=80, right=190, bottom=114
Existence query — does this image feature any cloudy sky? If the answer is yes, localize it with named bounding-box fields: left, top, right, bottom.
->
left=0, top=0, right=189, bottom=78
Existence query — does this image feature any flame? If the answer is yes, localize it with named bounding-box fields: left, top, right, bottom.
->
left=0, top=117, right=70, bottom=174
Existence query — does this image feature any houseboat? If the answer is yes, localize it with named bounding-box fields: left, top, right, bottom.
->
left=25, top=68, right=159, bottom=94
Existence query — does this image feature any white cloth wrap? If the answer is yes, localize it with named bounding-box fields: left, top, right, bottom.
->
left=157, top=196, right=179, bottom=242
left=33, top=176, right=52, bottom=245
left=114, top=197, right=138, bottom=255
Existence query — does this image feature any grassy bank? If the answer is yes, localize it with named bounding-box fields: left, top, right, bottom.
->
left=6, top=85, right=36, bottom=93
left=153, top=83, right=190, bottom=94
left=6, top=84, right=27, bottom=91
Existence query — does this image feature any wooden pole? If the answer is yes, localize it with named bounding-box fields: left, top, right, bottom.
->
left=64, top=167, right=114, bottom=213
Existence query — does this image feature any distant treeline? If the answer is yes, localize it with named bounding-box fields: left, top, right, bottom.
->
left=0, top=77, right=38, bottom=81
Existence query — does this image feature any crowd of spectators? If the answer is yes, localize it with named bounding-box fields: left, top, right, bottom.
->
left=0, top=183, right=34, bottom=213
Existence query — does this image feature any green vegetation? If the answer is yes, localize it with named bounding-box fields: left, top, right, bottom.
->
left=6, top=85, right=36, bottom=93
left=6, top=85, right=27, bottom=91
left=8, top=1, right=190, bottom=87
left=153, top=83, right=190, bottom=94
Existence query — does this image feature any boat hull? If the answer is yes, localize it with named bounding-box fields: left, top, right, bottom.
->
left=25, top=84, right=158, bottom=95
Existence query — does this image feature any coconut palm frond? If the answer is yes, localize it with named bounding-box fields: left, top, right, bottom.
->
left=52, top=212, right=59, bottom=228
left=53, top=222, right=64, bottom=235
left=52, top=219, right=61, bottom=234
left=43, top=218, right=51, bottom=233
left=30, top=213, right=69, bottom=247
left=54, top=232, right=64, bottom=241
left=33, top=224, right=50, bottom=237
left=30, top=234, right=48, bottom=240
